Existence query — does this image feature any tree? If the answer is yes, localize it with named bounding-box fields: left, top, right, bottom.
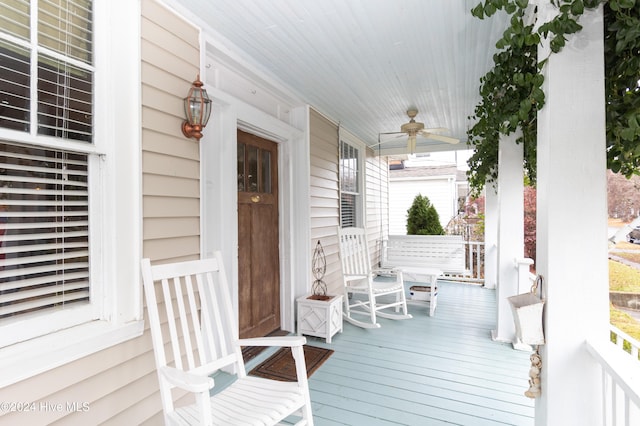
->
left=524, top=186, right=537, bottom=264
left=406, top=194, right=444, bottom=235
left=608, top=170, right=640, bottom=221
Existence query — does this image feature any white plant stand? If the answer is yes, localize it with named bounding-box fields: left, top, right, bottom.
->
left=297, top=294, right=343, bottom=343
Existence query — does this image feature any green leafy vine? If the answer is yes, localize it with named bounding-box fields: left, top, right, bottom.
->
left=466, top=0, right=640, bottom=194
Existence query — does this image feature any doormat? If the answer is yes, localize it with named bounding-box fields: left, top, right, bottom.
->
left=241, top=345, right=268, bottom=363
left=249, top=345, right=334, bottom=382
left=242, top=330, right=289, bottom=363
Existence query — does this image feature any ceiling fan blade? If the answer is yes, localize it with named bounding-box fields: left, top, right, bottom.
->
left=421, top=127, right=448, bottom=133
left=374, top=132, right=407, bottom=147
left=420, top=133, right=459, bottom=144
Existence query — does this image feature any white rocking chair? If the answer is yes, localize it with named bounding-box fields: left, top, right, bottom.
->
left=337, top=227, right=412, bottom=328
left=141, top=252, right=314, bottom=425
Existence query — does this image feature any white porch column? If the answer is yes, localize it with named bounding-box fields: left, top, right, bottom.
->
left=492, top=131, right=524, bottom=343
left=535, top=6, right=608, bottom=425
left=484, top=183, right=498, bottom=289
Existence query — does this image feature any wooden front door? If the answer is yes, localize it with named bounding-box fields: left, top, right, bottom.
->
left=237, top=130, right=280, bottom=338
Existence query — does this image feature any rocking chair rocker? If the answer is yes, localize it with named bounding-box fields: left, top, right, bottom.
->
left=337, top=227, right=412, bottom=328
left=141, top=252, right=314, bottom=425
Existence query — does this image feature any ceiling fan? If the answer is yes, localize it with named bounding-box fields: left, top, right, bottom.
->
left=378, top=109, right=459, bottom=154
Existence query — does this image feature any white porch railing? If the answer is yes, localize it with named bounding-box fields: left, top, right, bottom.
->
left=610, top=325, right=640, bottom=362
left=586, top=337, right=640, bottom=426
left=444, top=241, right=485, bottom=284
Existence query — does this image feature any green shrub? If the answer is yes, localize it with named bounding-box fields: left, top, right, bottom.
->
left=406, top=194, right=444, bottom=235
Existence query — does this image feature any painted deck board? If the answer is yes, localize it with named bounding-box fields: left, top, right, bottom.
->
left=304, top=281, right=535, bottom=426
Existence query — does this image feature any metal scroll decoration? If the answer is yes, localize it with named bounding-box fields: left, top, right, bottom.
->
left=312, top=240, right=327, bottom=296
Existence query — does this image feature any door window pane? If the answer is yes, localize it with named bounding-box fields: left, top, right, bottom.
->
left=247, top=145, right=258, bottom=192
left=261, top=150, right=271, bottom=194
left=237, top=143, right=245, bottom=191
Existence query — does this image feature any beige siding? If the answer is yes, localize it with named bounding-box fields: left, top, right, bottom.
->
left=138, top=0, right=202, bottom=420
left=365, top=148, right=390, bottom=267
left=308, top=109, right=391, bottom=295
left=309, top=109, right=342, bottom=294
left=141, top=0, right=201, bottom=265
left=0, top=2, right=201, bottom=425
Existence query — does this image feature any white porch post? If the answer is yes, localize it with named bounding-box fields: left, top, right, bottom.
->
left=492, top=131, right=524, bottom=343
left=535, top=5, right=608, bottom=425
left=484, top=182, right=498, bottom=289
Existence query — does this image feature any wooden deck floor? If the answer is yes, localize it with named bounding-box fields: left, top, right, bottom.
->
left=303, top=281, right=535, bottom=426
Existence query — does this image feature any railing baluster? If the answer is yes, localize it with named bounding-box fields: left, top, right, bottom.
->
left=587, top=338, right=640, bottom=426
left=475, top=242, right=481, bottom=280
left=612, top=382, right=618, bottom=426
left=602, top=369, right=609, bottom=426
left=443, top=240, right=485, bottom=284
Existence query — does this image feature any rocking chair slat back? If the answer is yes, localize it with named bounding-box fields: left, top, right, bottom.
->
left=339, top=229, right=370, bottom=276
left=144, top=256, right=238, bottom=375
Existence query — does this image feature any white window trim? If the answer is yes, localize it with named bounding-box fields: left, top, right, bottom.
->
left=0, top=0, right=143, bottom=387
left=339, top=129, right=366, bottom=228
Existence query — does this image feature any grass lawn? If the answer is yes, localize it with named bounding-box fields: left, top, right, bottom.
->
left=611, top=305, right=640, bottom=341
left=609, top=241, right=640, bottom=342
left=609, top=259, right=640, bottom=292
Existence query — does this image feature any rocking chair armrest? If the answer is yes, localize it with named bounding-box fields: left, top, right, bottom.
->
left=159, top=366, right=214, bottom=393
left=238, top=335, right=306, bottom=348
left=343, top=274, right=368, bottom=281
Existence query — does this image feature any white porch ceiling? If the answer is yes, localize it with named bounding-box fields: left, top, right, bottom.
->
left=171, top=0, right=509, bottom=154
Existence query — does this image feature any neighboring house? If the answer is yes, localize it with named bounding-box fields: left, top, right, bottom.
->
left=389, top=163, right=469, bottom=234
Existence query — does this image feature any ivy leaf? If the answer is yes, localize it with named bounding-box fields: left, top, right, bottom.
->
left=584, top=0, right=602, bottom=8
left=471, top=3, right=486, bottom=18
left=611, top=160, right=622, bottom=173
left=484, top=2, right=497, bottom=16
left=571, top=0, right=585, bottom=15
left=620, top=127, right=636, bottom=141
left=550, top=35, right=566, bottom=52
left=532, top=73, right=545, bottom=87
left=515, top=0, right=529, bottom=8
left=525, top=32, right=540, bottom=45
left=532, top=87, right=545, bottom=105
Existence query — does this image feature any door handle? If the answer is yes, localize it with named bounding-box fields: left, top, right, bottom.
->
left=251, top=195, right=261, bottom=203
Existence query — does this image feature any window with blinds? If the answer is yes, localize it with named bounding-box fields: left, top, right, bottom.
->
left=339, top=141, right=360, bottom=228
left=0, top=0, right=93, bottom=142
left=0, top=1, right=94, bottom=328
left=0, top=142, right=90, bottom=319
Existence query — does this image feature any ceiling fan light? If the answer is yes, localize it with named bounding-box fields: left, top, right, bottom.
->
left=408, top=135, right=417, bottom=154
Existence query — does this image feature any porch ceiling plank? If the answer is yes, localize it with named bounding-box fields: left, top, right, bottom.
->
left=303, top=281, right=534, bottom=425
left=171, top=0, right=510, bottom=150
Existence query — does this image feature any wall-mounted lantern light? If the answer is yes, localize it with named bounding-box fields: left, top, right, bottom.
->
left=181, top=75, right=212, bottom=141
